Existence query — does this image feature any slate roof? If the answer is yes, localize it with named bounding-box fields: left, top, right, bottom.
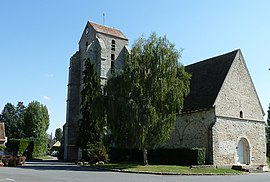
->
left=88, top=21, right=128, bottom=40
left=182, top=50, right=239, bottom=113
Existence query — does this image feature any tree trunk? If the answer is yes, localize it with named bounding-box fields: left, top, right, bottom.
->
left=143, top=148, right=148, bottom=165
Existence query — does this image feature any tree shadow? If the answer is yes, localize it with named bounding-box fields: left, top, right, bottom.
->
left=15, top=159, right=110, bottom=172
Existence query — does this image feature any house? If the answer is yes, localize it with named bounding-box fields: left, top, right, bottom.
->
left=163, top=49, right=266, bottom=166
left=63, top=21, right=129, bottom=161
left=0, top=122, right=7, bottom=146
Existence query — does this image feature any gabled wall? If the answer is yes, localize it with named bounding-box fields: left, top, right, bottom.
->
left=214, top=50, right=264, bottom=120
left=212, top=50, right=266, bottom=166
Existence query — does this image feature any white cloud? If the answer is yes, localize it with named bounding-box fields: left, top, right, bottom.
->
left=43, top=95, right=50, bottom=100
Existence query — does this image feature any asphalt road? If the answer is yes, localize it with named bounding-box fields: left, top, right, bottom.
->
left=1, top=160, right=270, bottom=182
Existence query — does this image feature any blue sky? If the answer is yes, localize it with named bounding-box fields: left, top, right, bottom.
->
left=1, top=0, right=270, bottom=136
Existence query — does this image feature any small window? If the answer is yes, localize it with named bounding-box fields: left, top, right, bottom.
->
left=111, top=39, right=115, bottom=51
left=85, top=41, right=89, bottom=47
left=240, top=111, right=243, bottom=118
left=111, top=61, right=115, bottom=74
left=111, top=54, right=115, bottom=61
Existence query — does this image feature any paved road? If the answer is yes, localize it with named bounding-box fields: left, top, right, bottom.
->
left=1, top=160, right=270, bottom=182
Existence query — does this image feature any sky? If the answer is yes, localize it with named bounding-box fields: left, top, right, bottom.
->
left=1, top=1, right=270, bottom=136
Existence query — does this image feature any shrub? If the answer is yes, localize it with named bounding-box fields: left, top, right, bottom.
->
left=82, top=144, right=109, bottom=164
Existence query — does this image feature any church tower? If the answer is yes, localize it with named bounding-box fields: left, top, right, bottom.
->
left=63, top=21, right=129, bottom=161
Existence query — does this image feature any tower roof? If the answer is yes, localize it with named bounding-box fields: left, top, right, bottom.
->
left=182, top=50, right=239, bottom=113
left=88, top=21, right=128, bottom=40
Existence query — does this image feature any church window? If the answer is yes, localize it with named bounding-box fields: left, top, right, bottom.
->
left=111, top=54, right=115, bottom=61
left=111, top=39, right=116, bottom=51
left=111, top=61, right=115, bottom=74
left=85, top=41, right=89, bottom=48
left=240, top=111, right=243, bottom=118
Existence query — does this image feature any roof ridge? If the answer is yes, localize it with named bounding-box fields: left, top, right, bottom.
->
left=88, top=21, right=128, bottom=40
left=186, top=49, right=239, bottom=68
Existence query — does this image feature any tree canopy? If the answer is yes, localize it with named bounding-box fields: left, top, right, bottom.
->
left=78, top=58, right=106, bottom=150
left=54, top=128, right=63, bottom=142
left=106, top=33, right=191, bottom=164
left=1, top=102, right=25, bottom=138
left=23, top=101, right=49, bottom=141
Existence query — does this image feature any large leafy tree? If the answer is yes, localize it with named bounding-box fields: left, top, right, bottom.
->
left=54, top=128, right=63, bottom=142
left=106, top=33, right=190, bottom=164
left=78, top=58, right=106, bottom=150
left=24, top=101, right=49, bottom=142
left=1, top=102, right=25, bottom=138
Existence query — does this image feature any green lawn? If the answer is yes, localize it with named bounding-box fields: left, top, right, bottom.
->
left=96, top=163, right=244, bottom=175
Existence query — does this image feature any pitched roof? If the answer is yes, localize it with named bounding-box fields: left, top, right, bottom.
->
left=88, top=21, right=128, bottom=40
left=182, top=50, right=239, bottom=113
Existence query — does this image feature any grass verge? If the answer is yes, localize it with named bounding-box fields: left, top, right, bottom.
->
left=95, top=163, right=244, bottom=175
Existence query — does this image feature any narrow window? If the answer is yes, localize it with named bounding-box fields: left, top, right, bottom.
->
left=85, top=41, right=89, bottom=48
left=240, top=111, right=243, bottom=118
left=111, top=39, right=115, bottom=51
left=111, top=61, right=115, bottom=74
left=111, top=54, right=115, bottom=61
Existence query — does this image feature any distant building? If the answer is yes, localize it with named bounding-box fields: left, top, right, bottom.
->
left=63, top=21, right=129, bottom=161
left=0, top=122, right=7, bottom=146
left=64, top=21, right=267, bottom=167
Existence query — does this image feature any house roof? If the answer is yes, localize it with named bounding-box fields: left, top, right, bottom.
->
left=0, top=122, right=5, bottom=142
left=182, top=50, right=239, bottom=113
left=88, top=21, right=128, bottom=40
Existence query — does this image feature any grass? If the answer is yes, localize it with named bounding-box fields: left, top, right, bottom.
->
left=32, top=155, right=56, bottom=160
left=95, top=163, right=244, bottom=175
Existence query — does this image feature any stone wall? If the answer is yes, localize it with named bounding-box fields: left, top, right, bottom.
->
left=214, top=51, right=264, bottom=121
left=163, top=109, right=216, bottom=163
left=213, top=116, right=266, bottom=166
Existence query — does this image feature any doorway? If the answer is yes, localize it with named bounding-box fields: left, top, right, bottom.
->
left=236, top=138, right=250, bottom=165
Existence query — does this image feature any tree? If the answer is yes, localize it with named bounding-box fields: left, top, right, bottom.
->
left=24, top=101, right=50, bottom=142
left=106, top=33, right=191, bottom=165
left=78, top=58, right=106, bottom=151
left=1, top=103, right=16, bottom=138
left=54, top=128, right=63, bottom=142
left=1, top=102, right=25, bottom=138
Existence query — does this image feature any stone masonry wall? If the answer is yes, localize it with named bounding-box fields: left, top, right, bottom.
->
left=213, top=116, right=266, bottom=166
left=214, top=51, right=264, bottom=121
left=163, top=109, right=216, bottom=163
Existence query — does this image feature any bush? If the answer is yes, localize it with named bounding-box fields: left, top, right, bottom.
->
left=109, top=148, right=206, bottom=165
left=82, top=144, right=109, bottom=164
left=6, top=138, right=47, bottom=158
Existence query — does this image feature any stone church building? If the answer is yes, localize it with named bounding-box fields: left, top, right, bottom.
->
left=64, top=21, right=266, bottom=166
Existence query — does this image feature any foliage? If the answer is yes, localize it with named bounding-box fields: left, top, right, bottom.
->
left=78, top=58, right=106, bottom=150
left=109, top=148, right=205, bottom=165
left=0, top=145, right=6, bottom=151
left=6, top=138, right=47, bottom=158
left=23, top=101, right=49, bottom=142
left=54, top=128, right=63, bottom=142
left=106, top=33, right=190, bottom=164
left=0, top=102, right=25, bottom=138
left=82, top=143, right=109, bottom=164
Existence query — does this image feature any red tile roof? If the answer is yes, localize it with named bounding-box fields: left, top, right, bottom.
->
left=88, top=21, right=128, bottom=40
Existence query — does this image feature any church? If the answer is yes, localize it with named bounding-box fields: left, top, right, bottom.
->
left=63, top=21, right=267, bottom=166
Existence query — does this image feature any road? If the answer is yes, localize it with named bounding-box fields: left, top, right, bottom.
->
left=1, top=160, right=270, bottom=182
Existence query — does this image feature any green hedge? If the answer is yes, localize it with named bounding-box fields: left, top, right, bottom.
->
left=109, top=148, right=206, bottom=165
left=6, top=139, right=47, bottom=158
